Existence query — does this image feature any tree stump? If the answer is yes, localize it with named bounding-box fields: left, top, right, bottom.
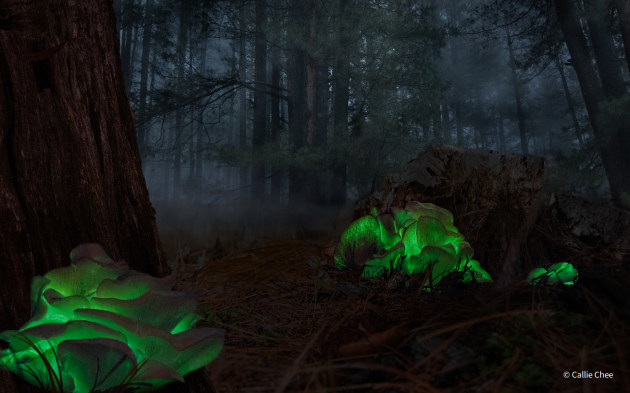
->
left=355, top=146, right=546, bottom=284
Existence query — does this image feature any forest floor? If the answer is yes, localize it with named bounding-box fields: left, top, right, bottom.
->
left=157, top=202, right=630, bottom=393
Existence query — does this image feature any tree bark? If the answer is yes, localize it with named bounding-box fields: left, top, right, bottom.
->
left=0, top=0, right=169, bottom=392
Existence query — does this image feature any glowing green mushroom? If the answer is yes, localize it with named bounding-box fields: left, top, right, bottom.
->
left=335, top=203, right=492, bottom=286
left=334, top=214, right=382, bottom=270
left=528, top=262, right=578, bottom=286
left=0, top=244, right=224, bottom=393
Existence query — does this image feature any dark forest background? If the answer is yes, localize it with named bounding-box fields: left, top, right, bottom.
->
left=113, top=0, right=630, bottom=218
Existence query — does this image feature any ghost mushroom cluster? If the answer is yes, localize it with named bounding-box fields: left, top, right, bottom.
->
left=334, top=202, right=493, bottom=286
left=0, top=244, right=223, bottom=393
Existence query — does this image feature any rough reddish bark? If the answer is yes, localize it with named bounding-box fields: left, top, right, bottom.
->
left=0, top=1, right=195, bottom=392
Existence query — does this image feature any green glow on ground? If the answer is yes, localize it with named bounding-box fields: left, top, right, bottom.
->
left=528, top=262, right=578, bottom=285
left=0, top=244, right=224, bottom=393
left=335, top=202, right=493, bottom=286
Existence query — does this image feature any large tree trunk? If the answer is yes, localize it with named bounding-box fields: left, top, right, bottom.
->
left=0, top=0, right=166, bottom=390
left=555, top=0, right=630, bottom=211
left=0, top=1, right=215, bottom=392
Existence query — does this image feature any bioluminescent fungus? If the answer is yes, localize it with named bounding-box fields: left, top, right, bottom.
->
left=335, top=202, right=492, bottom=286
left=527, top=262, right=578, bottom=285
left=0, top=244, right=224, bottom=393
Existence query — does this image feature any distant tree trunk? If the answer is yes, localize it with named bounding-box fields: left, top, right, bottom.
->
left=506, top=32, right=528, bottom=155
left=432, top=102, right=443, bottom=143
left=0, top=1, right=169, bottom=392
left=120, top=0, right=135, bottom=92
left=288, top=47, right=307, bottom=203
left=129, top=16, right=139, bottom=79
left=114, top=0, right=123, bottom=29
left=555, top=0, right=630, bottom=210
left=195, top=2, right=211, bottom=190
left=238, top=2, right=249, bottom=201
left=287, top=2, right=308, bottom=204
left=317, top=64, right=330, bottom=150
left=498, top=107, right=506, bottom=152
left=442, top=101, right=451, bottom=144
left=252, top=0, right=267, bottom=201
left=173, top=0, right=190, bottom=202
left=137, top=0, right=155, bottom=155
left=305, top=1, right=318, bottom=150
left=554, top=55, right=583, bottom=147
left=455, top=100, right=464, bottom=146
left=331, top=0, right=350, bottom=205
left=304, top=0, right=325, bottom=203
left=269, top=11, right=284, bottom=200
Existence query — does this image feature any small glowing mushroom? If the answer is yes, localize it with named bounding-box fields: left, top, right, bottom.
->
left=527, top=262, right=578, bottom=286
